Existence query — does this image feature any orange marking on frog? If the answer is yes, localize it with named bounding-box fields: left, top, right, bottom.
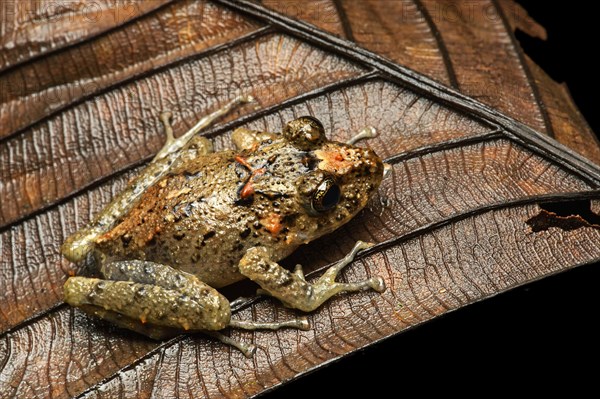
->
left=239, top=168, right=266, bottom=199
left=314, top=148, right=355, bottom=174
left=236, top=155, right=267, bottom=200
left=239, top=182, right=255, bottom=199
left=261, top=212, right=283, bottom=236
left=234, top=155, right=253, bottom=170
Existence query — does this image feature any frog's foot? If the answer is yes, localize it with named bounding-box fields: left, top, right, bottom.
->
left=159, top=111, right=214, bottom=157
left=239, top=241, right=386, bottom=313
left=64, top=260, right=232, bottom=333
left=346, top=126, right=378, bottom=145
left=229, top=317, right=310, bottom=331
left=79, top=303, right=260, bottom=357
left=154, top=95, right=256, bottom=161
left=228, top=295, right=310, bottom=331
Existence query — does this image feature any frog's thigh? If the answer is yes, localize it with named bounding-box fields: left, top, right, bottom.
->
left=232, top=128, right=278, bottom=151
left=64, top=260, right=231, bottom=333
left=238, top=242, right=386, bottom=313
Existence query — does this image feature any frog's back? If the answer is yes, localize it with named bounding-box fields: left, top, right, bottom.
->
left=93, top=125, right=384, bottom=289
left=95, top=150, right=272, bottom=288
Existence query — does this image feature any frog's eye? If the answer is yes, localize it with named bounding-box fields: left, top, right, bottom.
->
left=283, top=116, right=325, bottom=149
left=311, top=177, right=341, bottom=213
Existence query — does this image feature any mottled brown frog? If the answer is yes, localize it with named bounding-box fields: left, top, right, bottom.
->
left=62, top=96, right=386, bottom=356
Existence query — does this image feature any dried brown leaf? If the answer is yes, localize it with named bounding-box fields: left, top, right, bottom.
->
left=1, top=1, right=599, bottom=398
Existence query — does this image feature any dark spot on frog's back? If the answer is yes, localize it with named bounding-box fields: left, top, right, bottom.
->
left=204, top=231, right=216, bottom=240
left=235, top=194, right=253, bottom=206
left=239, top=228, right=251, bottom=238
left=184, top=170, right=201, bottom=180
left=282, top=213, right=298, bottom=226
left=301, top=155, right=318, bottom=170
left=121, top=234, right=132, bottom=247
left=173, top=231, right=185, bottom=240
left=198, top=230, right=216, bottom=247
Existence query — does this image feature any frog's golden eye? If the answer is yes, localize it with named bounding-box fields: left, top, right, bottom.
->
left=311, top=177, right=341, bottom=213
left=283, top=116, right=325, bottom=149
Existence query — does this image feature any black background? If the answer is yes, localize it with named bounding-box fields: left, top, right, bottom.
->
left=266, top=2, right=599, bottom=397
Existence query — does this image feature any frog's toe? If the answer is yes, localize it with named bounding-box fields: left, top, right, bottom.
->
left=206, top=331, right=257, bottom=358
left=296, top=317, right=310, bottom=330
left=346, top=126, right=378, bottom=145
left=229, top=316, right=310, bottom=331
left=370, top=276, right=386, bottom=293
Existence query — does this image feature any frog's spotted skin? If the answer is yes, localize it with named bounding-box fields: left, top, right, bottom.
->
left=62, top=98, right=386, bottom=357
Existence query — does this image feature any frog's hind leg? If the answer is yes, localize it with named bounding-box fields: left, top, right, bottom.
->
left=64, top=259, right=306, bottom=357
left=239, top=241, right=386, bottom=313
left=64, top=260, right=232, bottom=333
left=76, top=304, right=181, bottom=340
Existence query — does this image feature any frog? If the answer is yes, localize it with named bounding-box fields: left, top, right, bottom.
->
left=61, top=95, right=386, bottom=357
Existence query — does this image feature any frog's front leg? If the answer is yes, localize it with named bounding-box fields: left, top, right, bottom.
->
left=239, top=241, right=386, bottom=312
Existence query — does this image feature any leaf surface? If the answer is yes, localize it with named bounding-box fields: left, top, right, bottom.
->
left=1, top=1, right=599, bottom=398
left=262, top=0, right=600, bottom=163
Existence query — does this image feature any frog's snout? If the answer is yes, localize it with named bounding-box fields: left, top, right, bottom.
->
left=359, top=147, right=384, bottom=176
left=343, top=145, right=385, bottom=183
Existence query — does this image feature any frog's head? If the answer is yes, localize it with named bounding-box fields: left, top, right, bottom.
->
left=283, top=116, right=384, bottom=241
